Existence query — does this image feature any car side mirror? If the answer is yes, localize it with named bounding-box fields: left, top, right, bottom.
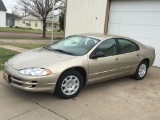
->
left=90, top=52, right=105, bottom=59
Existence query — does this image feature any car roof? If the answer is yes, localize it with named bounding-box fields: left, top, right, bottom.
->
left=78, top=33, right=127, bottom=41
left=70, top=33, right=144, bottom=47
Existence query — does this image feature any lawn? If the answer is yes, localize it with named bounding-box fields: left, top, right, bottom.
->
left=0, top=36, right=63, bottom=40
left=0, top=48, right=19, bottom=71
left=0, top=27, right=63, bottom=35
left=12, top=44, right=48, bottom=49
left=0, top=43, right=48, bottom=50
left=0, top=36, right=52, bottom=40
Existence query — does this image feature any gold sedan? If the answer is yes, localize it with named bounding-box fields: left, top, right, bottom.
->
left=3, top=34, right=155, bottom=99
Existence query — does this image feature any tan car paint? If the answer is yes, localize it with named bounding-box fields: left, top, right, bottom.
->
left=88, top=55, right=120, bottom=83
left=3, top=34, right=155, bottom=93
left=116, top=51, right=141, bottom=75
left=8, top=48, right=76, bottom=69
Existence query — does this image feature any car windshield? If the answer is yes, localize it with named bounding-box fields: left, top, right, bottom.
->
left=45, top=36, right=100, bottom=56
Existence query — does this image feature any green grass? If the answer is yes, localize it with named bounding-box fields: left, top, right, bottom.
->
left=12, top=44, right=48, bottom=49
left=0, top=48, right=19, bottom=71
left=0, top=36, right=63, bottom=40
left=0, top=27, right=63, bottom=35
left=0, top=36, right=51, bottom=40
left=0, top=43, right=49, bottom=49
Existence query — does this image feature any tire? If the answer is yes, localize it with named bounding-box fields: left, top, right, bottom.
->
left=134, top=61, right=148, bottom=80
left=55, top=70, right=83, bottom=99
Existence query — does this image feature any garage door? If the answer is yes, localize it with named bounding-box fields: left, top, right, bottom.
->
left=108, top=0, right=160, bottom=67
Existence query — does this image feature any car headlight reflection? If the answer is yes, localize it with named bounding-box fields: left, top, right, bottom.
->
left=19, top=68, right=52, bottom=76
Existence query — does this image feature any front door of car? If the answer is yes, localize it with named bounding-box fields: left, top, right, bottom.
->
left=116, top=38, right=141, bottom=76
left=88, top=39, right=120, bottom=83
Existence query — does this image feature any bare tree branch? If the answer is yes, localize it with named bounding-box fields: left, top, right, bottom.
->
left=16, top=0, right=65, bottom=38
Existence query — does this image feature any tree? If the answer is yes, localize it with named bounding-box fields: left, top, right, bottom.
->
left=17, top=0, right=65, bottom=38
left=12, top=8, right=20, bottom=16
left=14, top=6, right=28, bottom=17
left=59, top=12, right=64, bottom=31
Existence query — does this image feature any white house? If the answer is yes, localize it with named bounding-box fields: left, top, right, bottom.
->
left=65, top=0, right=160, bottom=67
left=20, top=15, right=60, bottom=31
left=6, top=13, right=21, bottom=27
left=0, top=0, right=7, bottom=27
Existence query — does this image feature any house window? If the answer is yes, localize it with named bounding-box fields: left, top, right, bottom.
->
left=49, top=24, right=50, bottom=28
left=22, top=21, right=25, bottom=24
left=35, top=22, right=38, bottom=27
left=29, top=21, right=31, bottom=26
left=54, top=24, right=56, bottom=28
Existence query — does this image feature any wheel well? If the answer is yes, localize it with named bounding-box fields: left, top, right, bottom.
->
left=60, top=67, right=87, bottom=87
left=142, top=58, right=150, bottom=67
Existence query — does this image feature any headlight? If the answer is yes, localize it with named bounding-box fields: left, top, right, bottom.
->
left=19, top=68, right=52, bottom=76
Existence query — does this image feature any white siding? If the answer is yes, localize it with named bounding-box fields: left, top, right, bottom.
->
left=65, top=0, right=108, bottom=37
left=15, top=20, right=20, bottom=27
left=0, top=11, right=6, bottom=27
left=108, top=0, right=160, bottom=67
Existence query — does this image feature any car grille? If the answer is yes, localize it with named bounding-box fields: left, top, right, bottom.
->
left=10, top=76, right=37, bottom=88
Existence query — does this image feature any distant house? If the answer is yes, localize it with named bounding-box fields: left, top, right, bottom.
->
left=6, top=13, right=21, bottom=27
left=20, top=15, right=60, bottom=31
left=0, top=0, right=7, bottom=27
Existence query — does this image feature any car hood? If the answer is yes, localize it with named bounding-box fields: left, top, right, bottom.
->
left=8, top=48, right=76, bottom=70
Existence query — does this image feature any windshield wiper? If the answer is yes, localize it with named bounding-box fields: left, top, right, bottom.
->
left=44, top=47, right=76, bottom=56
left=43, top=46, right=51, bottom=50
left=53, top=49, right=76, bottom=56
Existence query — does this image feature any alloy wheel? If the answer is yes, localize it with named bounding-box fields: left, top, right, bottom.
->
left=138, top=64, right=147, bottom=78
left=61, top=75, right=80, bottom=95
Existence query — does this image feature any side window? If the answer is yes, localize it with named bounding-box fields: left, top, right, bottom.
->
left=117, top=39, right=139, bottom=54
left=94, top=39, right=117, bottom=57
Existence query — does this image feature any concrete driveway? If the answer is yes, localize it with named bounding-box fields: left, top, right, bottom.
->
left=0, top=67, right=160, bottom=120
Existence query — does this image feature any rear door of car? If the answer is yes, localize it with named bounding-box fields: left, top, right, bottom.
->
left=88, top=39, right=120, bottom=83
left=116, top=38, right=141, bottom=76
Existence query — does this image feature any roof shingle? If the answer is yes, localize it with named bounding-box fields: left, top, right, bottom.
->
left=0, top=0, right=7, bottom=11
left=6, top=13, right=21, bottom=19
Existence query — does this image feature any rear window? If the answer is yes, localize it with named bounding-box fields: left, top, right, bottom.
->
left=117, top=38, right=139, bottom=54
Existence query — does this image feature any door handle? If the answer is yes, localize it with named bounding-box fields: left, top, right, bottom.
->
left=137, top=53, right=140, bottom=56
left=115, top=58, right=119, bottom=60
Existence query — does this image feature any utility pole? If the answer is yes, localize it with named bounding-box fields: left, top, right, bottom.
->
left=51, top=0, right=55, bottom=44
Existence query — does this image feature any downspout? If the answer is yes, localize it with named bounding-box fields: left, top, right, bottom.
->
left=64, top=0, right=68, bottom=37
left=104, top=0, right=111, bottom=35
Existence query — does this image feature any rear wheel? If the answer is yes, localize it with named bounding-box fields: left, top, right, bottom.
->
left=55, top=70, right=83, bottom=99
left=134, top=61, right=148, bottom=80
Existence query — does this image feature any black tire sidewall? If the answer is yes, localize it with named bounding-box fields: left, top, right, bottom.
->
left=55, top=70, right=83, bottom=99
left=134, top=61, right=148, bottom=80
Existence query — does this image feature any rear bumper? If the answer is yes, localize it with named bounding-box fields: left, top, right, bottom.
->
left=3, top=63, right=60, bottom=93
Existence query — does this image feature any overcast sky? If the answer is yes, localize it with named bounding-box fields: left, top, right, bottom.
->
left=3, top=0, right=60, bottom=15
left=3, top=0, right=17, bottom=13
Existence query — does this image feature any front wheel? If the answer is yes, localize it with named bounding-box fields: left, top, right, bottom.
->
left=55, top=70, right=83, bottom=99
left=134, top=61, right=148, bottom=80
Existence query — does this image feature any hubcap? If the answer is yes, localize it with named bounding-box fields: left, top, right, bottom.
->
left=138, top=64, right=147, bottom=78
left=61, top=76, right=80, bottom=95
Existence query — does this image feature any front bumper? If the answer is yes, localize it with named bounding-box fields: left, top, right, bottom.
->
left=3, top=63, right=60, bottom=93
